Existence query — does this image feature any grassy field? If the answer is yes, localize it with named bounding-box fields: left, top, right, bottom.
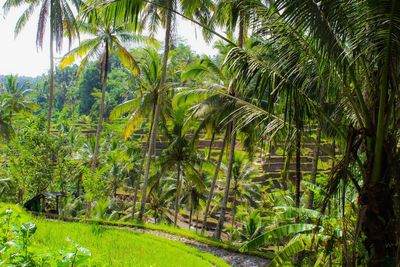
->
left=0, top=203, right=229, bottom=267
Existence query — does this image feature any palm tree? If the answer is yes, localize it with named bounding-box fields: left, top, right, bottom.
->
left=225, top=0, right=400, bottom=264
left=158, top=105, right=205, bottom=226
left=110, top=47, right=170, bottom=219
left=206, top=0, right=249, bottom=239
left=230, top=152, right=259, bottom=227
left=136, top=0, right=174, bottom=222
left=0, top=75, right=36, bottom=140
left=1, top=75, right=36, bottom=123
left=3, top=0, right=80, bottom=133
left=181, top=55, right=237, bottom=234
left=59, top=12, right=141, bottom=171
left=91, top=0, right=220, bottom=223
left=181, top=172, right=207, bottom=230
left=106, top=147, right=129, bottom=198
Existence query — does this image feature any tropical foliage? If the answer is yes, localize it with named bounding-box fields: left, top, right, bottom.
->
left=1, top=0, right=400, bottom=266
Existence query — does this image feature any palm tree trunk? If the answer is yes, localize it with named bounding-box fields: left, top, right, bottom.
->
left=91, top=42, right=109, bottom=171
left=137, top=1, right=172, bottom=222
left=201, top=129, right=228, bottom=234
left=174, top=164, right=181, bottom=226
left=189, top=206, right=193, bottom=229
left=295, top=127, right=302, bottom=209
left=195, top=211, right=199, bottom=233
left=132, top=157, right=145, bottom=218
left=361, top=151, right=397, bottom=265
left=207, top=131, right=215, bottom=160
left=47, top=31, right=55, bottom=134
left=214, top=122, right=236, bottom=239
left=231, top=180, right=238, bottom=227
left=132, top=108, right=154, bottom=219
left=306, top=120, right=321, bottom=209
left=294, top=96, right=302, bottom=209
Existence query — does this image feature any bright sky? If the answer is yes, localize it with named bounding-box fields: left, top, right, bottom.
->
left=0, top=1, right=217, bottom=77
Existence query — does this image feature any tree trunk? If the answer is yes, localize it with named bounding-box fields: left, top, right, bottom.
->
left=360, top=181, right=397, bottom=266
left=201, top=129, right=228, bottom=233
left=189, top=206, right=193, bottom=229
left=195, top=211, right=199, bottom=233
left=91, top=42, right=109, bottom=171
left=214, top=122, right=236, bottom=239
left=231, top=179, right=238, bottom=227
left=207, top=131, right=215, bottom=160
left=306, top=121, right=321, bottom=209
left=174, top=164, right=181, bottom=226
left=132, top=109, right=154, bottom=219
left=137, top=1, right=172, bottom=222
left=47, top=31, right=55, bottom=134
left=294, top=97, right=302, bottom=209
left=132, top=156, right=145, bottom=219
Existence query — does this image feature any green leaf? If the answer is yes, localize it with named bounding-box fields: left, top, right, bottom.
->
left=240, top=223, right=317, bottom=251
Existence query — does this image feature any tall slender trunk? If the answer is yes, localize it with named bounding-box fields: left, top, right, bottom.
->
left=47, top=31, right=55, bottom=133
left=213, top=14, right=244, bottom=239
left=294, top=97, right=302, bottom=209
left=132, top=157, right=145, bottom=218
left=174, top=164, right=181, bottom=226
left=214, top=122, right=236, bottom=239
left=295, top=127, right=302, bottom=208
left=188, top=206, right=193, bottom=229
left=207, top=131, right=216, bottom=160
left=132, top=107, right=154, bottom=219
left=231, top=179, right=238, bottom=227
left=201, top=129, right=228, bottom=233
left=138, top=3, right=172, bottom=221
left=307, top=121, right=321, bottom=209
left=91, top=42, right=109, bottom=171
left=195, top=211, right=199, bottom=233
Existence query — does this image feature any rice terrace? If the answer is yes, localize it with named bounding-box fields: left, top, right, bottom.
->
left=0, top=0, right=399, bottom=266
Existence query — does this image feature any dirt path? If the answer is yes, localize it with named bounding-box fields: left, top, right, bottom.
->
left=119, top=226, right=269, bottom=267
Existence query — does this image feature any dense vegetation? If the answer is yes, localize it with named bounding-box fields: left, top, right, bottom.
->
left=1, top=0, right=400, bottom=266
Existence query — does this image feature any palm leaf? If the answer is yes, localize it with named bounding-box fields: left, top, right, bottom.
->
left=240, top=223, right=317, bottom=251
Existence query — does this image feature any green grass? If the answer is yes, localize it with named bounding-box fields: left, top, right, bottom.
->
left=0, top=203, right=229, bottom=267
left=83, top=218, right=273, bottom=259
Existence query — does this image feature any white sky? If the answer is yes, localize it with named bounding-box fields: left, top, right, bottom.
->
left=0, top=1, right=217, bottom=77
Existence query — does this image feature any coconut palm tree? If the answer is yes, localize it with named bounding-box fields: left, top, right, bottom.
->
left=0, top=75, right=36, bottom=123
left=3, top=0, right=81, bottom=133
left=205, top=0, right=249, bottom=239
left=1, top=75, right=36, bottom=117
left=110, top=47, right=171, bottom=219
left=158, top=105, right=205, bottom=226
left=181, top=55, right=238, bottom=234
left=0, top=75, right=36, bottom=140
left=59, top=12, right=141, bottom=171
left=225, top=0, right=400, bottom=264
left=230, top=152, right=260, bottom=227
left=88, top=0, right=222, bottom=223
